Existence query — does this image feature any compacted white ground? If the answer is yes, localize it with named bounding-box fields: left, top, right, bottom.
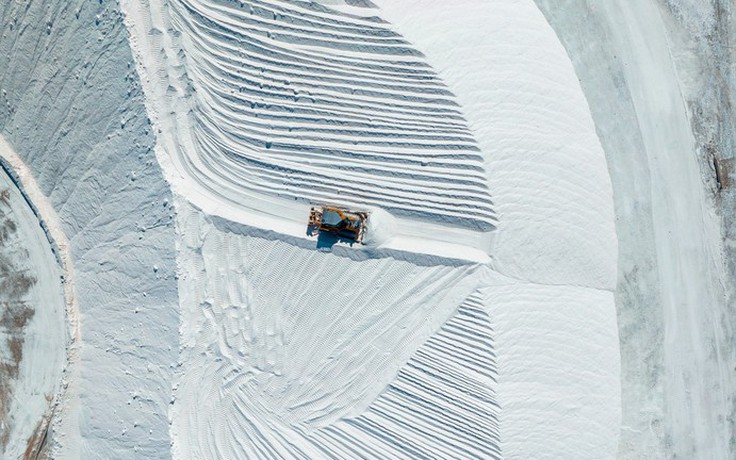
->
left=535, top=1, right=735, bottom=458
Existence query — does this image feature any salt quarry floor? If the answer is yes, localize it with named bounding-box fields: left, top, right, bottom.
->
left=0, top=0, right=734, bottom=459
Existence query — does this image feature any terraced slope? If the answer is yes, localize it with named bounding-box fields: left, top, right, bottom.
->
left=0, top=2, right=180, bottom=456
left=134, top=0, right=496, bottom=231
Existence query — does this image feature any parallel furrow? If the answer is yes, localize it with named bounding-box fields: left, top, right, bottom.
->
left=320, top=293, right=501, bottom=459
left=169, top=0, right=496, bottom=230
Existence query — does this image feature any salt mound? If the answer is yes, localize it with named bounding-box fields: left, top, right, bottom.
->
left=123, top=0, right=497, bottom=232
left=362, top=207, right=396, bottom=247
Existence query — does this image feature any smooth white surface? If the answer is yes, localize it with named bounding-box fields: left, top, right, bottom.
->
left=372, top=1, right=620, bottom=457
left=373, top=0, right=617, bottom=291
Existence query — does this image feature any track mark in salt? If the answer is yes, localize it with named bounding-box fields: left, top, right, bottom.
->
left=122, top=0, right=497, bottom=260
left=316, top=293, right=500, bottom=460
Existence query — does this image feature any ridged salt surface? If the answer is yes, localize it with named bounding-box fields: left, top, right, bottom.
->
left=317, top=294, right=500, bottom=460
left=173, top=199, right=496, bottom=459
left=124, top=0, right=496, bottom=234
left=121, top=0, right=621, bottom=458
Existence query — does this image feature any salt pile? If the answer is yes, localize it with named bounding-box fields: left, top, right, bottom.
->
left=0, top=0, right=732, bottom=458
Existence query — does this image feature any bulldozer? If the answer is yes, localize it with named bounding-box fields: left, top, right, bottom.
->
left=308, top=205, right=368, bottom=244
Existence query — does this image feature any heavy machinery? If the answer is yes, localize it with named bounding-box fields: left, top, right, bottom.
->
left=308, top=205, right=368, bottom=244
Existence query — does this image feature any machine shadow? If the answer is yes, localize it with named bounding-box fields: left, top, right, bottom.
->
left=314, top=231, right=359, bottom=250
